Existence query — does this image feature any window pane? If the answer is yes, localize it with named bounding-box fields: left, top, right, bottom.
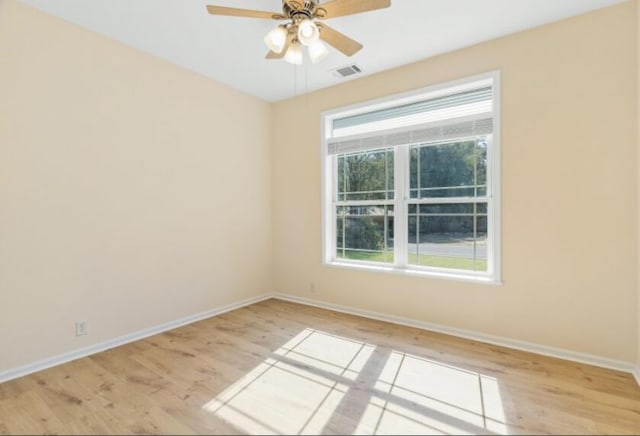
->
left=337, top=149, right=394, bottom=201
left=408, top=202, right=487, bottom=271
left=408, top=203, right=487, bottom=216
left=409, top=139, right=488, bottom=198
left=337, top=155, right=345, bottom=201
left=336, top=205, right=394, bottom=263
left=409, top=148, right=418, bottom=198
left=477, top=138, right=488, bottom=194
left=419, top=203, right=474, bottom=214
left=476, top=216, right=488, bottom=270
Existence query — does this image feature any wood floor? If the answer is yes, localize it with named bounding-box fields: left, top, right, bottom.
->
left=0, top=299, right=638, bottom=435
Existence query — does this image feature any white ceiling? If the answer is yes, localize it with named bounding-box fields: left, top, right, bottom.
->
left=19, top=0, right=627, bottom=102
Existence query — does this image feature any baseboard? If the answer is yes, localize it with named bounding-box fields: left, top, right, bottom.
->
left=2, top=291, right=638, bottom=388
left=0, top=293, right=272, bottom=384
left=272, top=293, right=638, bottom=379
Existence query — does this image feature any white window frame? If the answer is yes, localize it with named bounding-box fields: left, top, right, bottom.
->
left=321, top=71, right=501, bottom=284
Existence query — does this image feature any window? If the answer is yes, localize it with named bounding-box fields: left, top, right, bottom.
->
left=322, top=72, right=500, bottom=283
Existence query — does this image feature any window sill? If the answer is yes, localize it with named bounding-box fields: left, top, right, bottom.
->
left=323, top=261, right=502, bottom=286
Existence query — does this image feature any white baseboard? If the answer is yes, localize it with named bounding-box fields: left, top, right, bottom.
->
left=272, top=293, right=638, bottom=379
left=0, top=294, right=272, bottom=384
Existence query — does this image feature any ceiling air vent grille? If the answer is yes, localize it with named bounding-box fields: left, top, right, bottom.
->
left=333, top=64, right=363, bottom=78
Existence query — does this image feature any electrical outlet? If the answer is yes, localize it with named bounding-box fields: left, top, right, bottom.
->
left=309, top=282, right=316, bottom=293
left=75, top=321, right=88, bottom=336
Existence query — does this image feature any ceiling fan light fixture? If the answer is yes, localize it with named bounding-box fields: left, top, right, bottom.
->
left=308, top=40, right=329, bottom=64
left=264, top=25, right=288, bottom=53
left=297, top=19, right=320, bottom=46
left=284, top=41, right=303, bottom=65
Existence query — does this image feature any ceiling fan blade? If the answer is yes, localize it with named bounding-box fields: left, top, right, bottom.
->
left=318, top=24, right=362, bottom=56
left=284, top=0, right=304, bottom=10
left=316, top=0, right=390, bottom=19
left=206, top=5, right=281, bottom=19
left=265, top=33, right=294, bottom=59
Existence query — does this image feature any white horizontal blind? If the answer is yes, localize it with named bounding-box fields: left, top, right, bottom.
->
left=328, top=83, right=494, bottom=156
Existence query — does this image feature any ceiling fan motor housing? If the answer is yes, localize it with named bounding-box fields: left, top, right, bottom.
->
left=283, top=0, right=321, bottom=20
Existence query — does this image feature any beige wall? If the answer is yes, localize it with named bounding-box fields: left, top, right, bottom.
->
left=0, top=0, right=272, bottom=372
left=273, top=2, right=638, bottom=362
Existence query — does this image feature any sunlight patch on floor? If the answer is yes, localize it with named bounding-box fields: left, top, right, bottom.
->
left=202, top=328, right=507, bottom=435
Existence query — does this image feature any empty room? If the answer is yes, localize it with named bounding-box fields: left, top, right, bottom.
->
left=1, top=0, right=640, bottom=434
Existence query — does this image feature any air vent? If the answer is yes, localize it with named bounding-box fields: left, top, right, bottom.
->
left=333, top=64, right=363, bottom=79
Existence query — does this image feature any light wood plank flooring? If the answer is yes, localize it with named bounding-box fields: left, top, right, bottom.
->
left=0, top=298, right=639, bottom=435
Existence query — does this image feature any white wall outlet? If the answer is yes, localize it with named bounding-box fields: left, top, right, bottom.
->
left=309, top=282, right=316, bottom=293
left=75, top=321, right=88, bottom=336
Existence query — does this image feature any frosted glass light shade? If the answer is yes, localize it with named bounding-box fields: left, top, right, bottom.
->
left=308, top=40, right=329, bottom=64
left=264, top=26, right=287, bottom=53
left=297, top=19, right=319, bottom=46
left=284, top=43, right=303, bottom=65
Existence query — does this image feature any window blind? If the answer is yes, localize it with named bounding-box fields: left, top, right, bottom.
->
left=328, top=84, right=494, bottom=156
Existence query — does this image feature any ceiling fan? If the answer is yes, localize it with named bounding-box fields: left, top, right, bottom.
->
left=206, top=0, right=391, bottom=64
